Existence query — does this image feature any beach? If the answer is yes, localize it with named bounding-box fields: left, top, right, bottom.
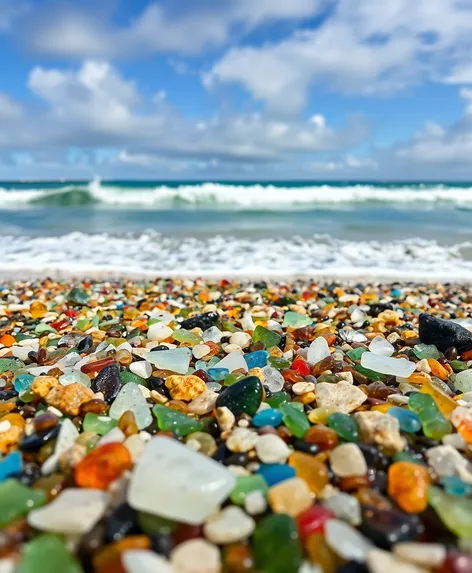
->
left=1, top=276, right=472, bottom=572
left=2, top=181, right=472, bottom=572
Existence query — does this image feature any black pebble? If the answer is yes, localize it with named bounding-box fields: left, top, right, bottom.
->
left=359, top=506, right=424, bottom=549
left=106, top=503, right=140, bottom=542
left=180, top=312, right=219, bottom=330
left=419, top=313, right=472, bottom=353
left=91, top=363, right=122, bottom=403
left=293, top=440, right=320, bottom=456
left=20, top=425, right=60, bottom=451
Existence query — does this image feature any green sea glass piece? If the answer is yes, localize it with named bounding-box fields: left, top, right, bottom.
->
left=253, top=514, right=302, bottom=573
left=17, top=534, right=83, bottom=573
left=0, top=479, right=46, bottom=527
left=279, top=402, right=310, bottom=438
left=152, top=405, right=204, bottom=437
left=252, top=326, right=281, bottom=349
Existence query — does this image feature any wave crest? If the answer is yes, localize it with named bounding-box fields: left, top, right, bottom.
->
left=1, top=179, right=472, bottom=209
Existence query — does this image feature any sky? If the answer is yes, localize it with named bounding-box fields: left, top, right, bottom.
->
left=1, top=0, right=472, bottom=180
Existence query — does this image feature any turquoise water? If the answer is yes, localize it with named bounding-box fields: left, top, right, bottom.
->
left=0, top=179, right=471, bottom=277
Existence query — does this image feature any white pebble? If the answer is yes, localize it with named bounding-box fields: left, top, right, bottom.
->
left=325, top=519, right=373, bottom=562
left=0, top=420, right=12, bottom=433
left=224, top=343, right=243, bottom=354
left=329, top=444, right=367, bottom=478
left=204, top=506, right=255, bottom=544
left=147, top=323, right=173, bottom=342
left=130, top=361, right=152, bottom=379
left=292, top=382, right=315, bottom=395
left=170, top=539, right=221, bottom=573
left=28, top=488, right=109, bottom=535
left=227, top=427, right=258, bottom=453
left=192, top=344, right=211, bottom=359
left=366, top=549, right=429, bottom=573
left=393, top=542, right=446, bottom=569
left=255, top=434, right=291, bottom=464
left=122, top=550, right=173, bottom=573
left=229, top=332, right=252, bottom=348
left=244, top=490, right=267, bottom=515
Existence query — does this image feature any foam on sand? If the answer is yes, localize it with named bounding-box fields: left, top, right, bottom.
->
left=1, top=232, right=472, bottom=282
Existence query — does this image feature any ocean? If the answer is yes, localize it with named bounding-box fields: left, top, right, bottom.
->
left=1, top=179, right=472, bottom=280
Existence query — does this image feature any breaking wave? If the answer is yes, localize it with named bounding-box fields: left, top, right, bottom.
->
left=1, top=179, right=472, bottom=209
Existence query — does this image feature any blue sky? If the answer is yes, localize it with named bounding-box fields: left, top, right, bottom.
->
left=1, top=0, right=472, bottom=179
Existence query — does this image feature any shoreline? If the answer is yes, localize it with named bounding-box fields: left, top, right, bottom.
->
left=0, top=267, right=472, bottom=284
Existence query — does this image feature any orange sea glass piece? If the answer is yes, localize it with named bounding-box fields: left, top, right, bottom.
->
left=74, top=442, right=132, bottom=489
left=427, top=359, right=449, bottom=381
left=289, top=451, right=329, bottom=495
left=387, top=461, right=430, bottom=513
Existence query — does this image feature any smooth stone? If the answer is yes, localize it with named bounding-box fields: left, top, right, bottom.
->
left=109, top=383, right=152, bottom=430
left=307, top=337, right=330, bottom=365
left=454, top=369, right=472, bottom=393
left=147, top=323, right=173, bottom=342
left=359, top=506, right=424, bottom=549
left=253, top=514, right=302, bottom=573
left=203, top=506, right=255, bottom=544
left=230, top=475, right=269, bottom=506
left=267, top=477, right=313, bottom=518
left=212, top=351, right=248, bottom=373
left=322, top=493, right=361, bottom=526
left=256, top=463, right=296, bottom=487
left=252, top=325, right=282, bottom=349
left=229, top=332, right=251, bottom=348
left=98, top=427, right=126, bottom=446
left=253, top=408, right=283, bottom=428
left=28, top=488, right=109, bottom=535
left=255, top=434, right=291, bottom=464
left=147, top=348, right=192, bottom=374
left=130, top=361, right=152, bottom=379
left=426, top=444, right=472, bottom=482
left=419, top=313, right=472, bottom=353
left=91, top=363, right=122, bottom=403
left=354, top=411, right=405, bottom=453
left=216, top=376, right=262, bottom=417
left=17, top=533, right=82, bottom=573
left=192, top=344, right=211, bottom=359
left=0, top=479, right=46, bottom=527
left=128, top=436, right=235, bottom=525
left=153, top=405, right=204, bottom=437
left=369, top=336, right=394, bottom=357
left=329, top=443, right=367, bottom=477
left=170, top=539, right=221, bottom=573
left=361, top=352, right=416, bottom=378
left=388, top=407, right=422, bottom=433
left=428, top=485, right=472, bottom=537
left=316, top=381, right=367, bottom=414
left=366, top=549, right=429, bottom=573
left=393, top=542, right=446, bottom=569
left=0, top=451, right=22, bottom=482
left=41, top=418, right=79, bottom=475
left=325, top=519, right=373, bottom=562
left=244, top=350, right=269, bottom=369
left=263, top=366, right=285, bottom=393
left=122, top=550, right=173, bottom=573
left=280, top=402, right=310, bottom=438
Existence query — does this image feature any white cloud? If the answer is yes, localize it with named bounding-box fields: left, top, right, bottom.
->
left=397, top=88, right=472, bottom=165
left=0, top=60, right=366, bottom=173
left=0, top=93, right=22, bottom=119
left=24, top=0, right=324, bottom=57
left=308, top=155, right=378, bottom=172
left=207, top=0, right=472, bottom=111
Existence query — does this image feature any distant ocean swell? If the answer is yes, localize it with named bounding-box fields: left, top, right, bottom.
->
left=2, top=179, right=472, bottom=209
left=1, top=232, right=472, bottom=279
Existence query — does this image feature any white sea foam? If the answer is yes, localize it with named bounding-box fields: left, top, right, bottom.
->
left=1, top=232, right=472, bottom=281
left=1, top=179, right=472, bottom=209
